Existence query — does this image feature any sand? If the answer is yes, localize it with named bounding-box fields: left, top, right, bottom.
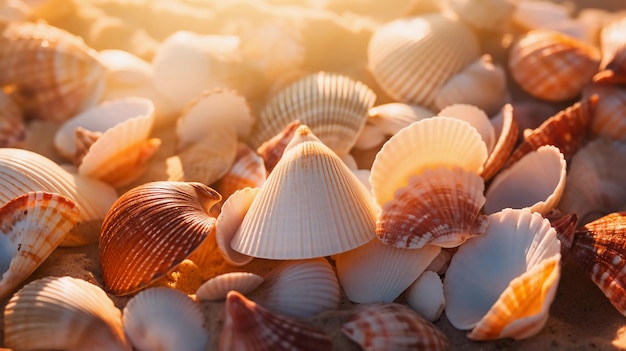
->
left=1, top=0, right=625, bottom=349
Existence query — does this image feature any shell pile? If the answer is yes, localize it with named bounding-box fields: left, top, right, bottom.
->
left=0, top=0, right=625, bottom=350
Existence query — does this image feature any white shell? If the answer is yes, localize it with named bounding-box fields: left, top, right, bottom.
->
left=404, top=271, right=445, bottom=322
left=438, top=103, right=496, bottom=154
left=446, top=0, right=517, bottom=31
left=123, top=287, right=209, bottom=351
left=196, top=272, right=264, bottom=301
left=215, top=187, right=258, bottom=266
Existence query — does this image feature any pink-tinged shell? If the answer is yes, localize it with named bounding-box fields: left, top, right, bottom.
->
left=0, top=90, right=24, bottom=148
left=508, top=29, right=600, bottom=102
left=0, top=191, right=79, bottom=299
left=570, top=212, right=626, bottom=316
left=196, top=272, right=264, bottom=301
left=249, top=258, right=340, bottom=318
left=248, top=71, right=376, bottom=157
left=481, top=104, right=519, bottom=181
left=4, top=276, right=130, bottom=351
left=503, top=95, right=597, bottom=168
left=404, top=271, right=445, bottom=322
left=123, top=287, right=209, bottom=351
left=557, top=138, right=626, bottom=225
left=370, top=117, right=488, bottom=207
left=99, top=181, right=221, bottom=295
left=444, top=209, right=561, bottom=340
left=214, top=143, right=266, bottom=202
left=220, top=290, right=333, bottom=351
left=446, top=0, right=517, bottom=31
left=255, top=120, right=301, bottom=174
left=341, top=303, right=450, bottom=351
left=512, top=0, right=572, bottom=32
left=0, top=22, right=105, bottom=121
left=594, top=17, right=626, bottom=84
left=485, top=145, right=566, bottom=215
left=435, top=54, right=509, bottom=116
left=336, top=239, right=441, bottom=303
left=231, top=126, right=377, bottom=259
left=367, top=13, right=480, bottom=109
left=583, top=84, right=626, bottom=140
left=438, top=104, right=495, bottom=153
left=215, top=187, right=257, bottom=266
left=377, top=166, right=488, bottom=249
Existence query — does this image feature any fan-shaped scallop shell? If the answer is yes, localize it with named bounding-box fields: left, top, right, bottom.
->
left=370, top=116, right=488, bottom=207
left=0, top=192, right=79, bottom=299
left=570, top=212, right=626, bottom=316
left=196, top=272, right=263, bottom=301
left=0, top=21, right=106, bottom=121
left=367, top=12, right=480, bottom=109
left=248, top=71, right=376, bottom=157
left=231, top=126, right=377, bottom=259
left=215, top=187, right=258, bottom=266
left=220, top=290, right=333, bottom=351
left=485, top=145, right=566, bottom=215
left=99, top=181, right=221, bottom=295
left=214, top=143, right=266, bottom=202
left=377, top=166, right=488, bottom=249
left=249, top=258, right=340, bottom=318
left=341, top=302, right=450, bottom=351
left=438, top=104, right=496, bottom=154
left=481, top=104, right=519, bottom=181
left=444, top=209, right=562, bottom=340
left=0, top=90, right=24, bottom=148
left=583, top=84, right=626, bottom=140
left=3, top=276, right=130, bottom=351
left=123, top=287, right=209, bottom=351
left=508, top=29, right=600, bottom=102
left=404, top=271, right=445, bottom=322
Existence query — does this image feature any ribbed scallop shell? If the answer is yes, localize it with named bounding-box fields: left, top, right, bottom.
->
left=446, top=0, right=517, bottom=31
left=481, top=104, right=519, bottom=181
left=367, top=12, right=480, bottom=109
left=404, top=271, right=445, bottom=322
left=508, top=29, right=600, bottom=102
left=570, top=212, right=626, bottom=316
left=444, top=209, right=562, bottom=340
left=249, top=258, right=340, bottom=318
left=0, top=90, right=24, bottom=148
left=123, top=287, right=209, bottom=351
left=3, top=276, right=130, bottom=351
left=196, top=272, right=263, bottom=301
left=438, top=104, right=495, bottom=154
left=214, top=143, right=266, bottom=202
left=215, top=187, right=257, bottom=266
left=370, top=116, right=488, bottom=207
left=377, top=166, right=488, bottom=249
left=583, top=84, right=626, bottom=140
left=341, top=303, right=450, bottom=351
left=0, top=21, right=105, bottom=121
left=485, top=145, right=566, bottom=215
left=0, top=192, right=79, bottom=299
left=231, top=126, right=377, bottom=259
left=248, top=71, right=376, bottom=157
left=545, top=210, right=578, bottom=261
left=220, top=290, right=333, bottom=351
left=99, top=181, right=221, bottom=295
left=336, top=239, right=441, bottom=303
left=0, top=148, right=118, bottom=223
left=255, top=120, right=301, bottom=174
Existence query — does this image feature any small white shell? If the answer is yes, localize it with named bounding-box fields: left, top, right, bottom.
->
left=438, top=103, right=496, bottom=154
left=404, top=271, right=445, bottom=322
left=196, top=272, right=264, bottom=301
left=215, top=187, right=258, bottom=266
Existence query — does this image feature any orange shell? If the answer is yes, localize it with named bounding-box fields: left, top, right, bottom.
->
left=583, top=84, right=626, bottom=140
left=480, top=104, right=518, bottom=181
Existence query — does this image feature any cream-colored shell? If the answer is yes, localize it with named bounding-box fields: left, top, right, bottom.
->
left=438, top=103, right=496, bottom=154
left=196, top=272, right=264, bottom=301
left=404, top=271, right=446, bottom=322
left=215, top=187, right=258, bottom=266
left=231, top=126, right=377, bottom=259
left=214, top=143, right=266, bottom=202
left=445, top=0, right=517, bottom=31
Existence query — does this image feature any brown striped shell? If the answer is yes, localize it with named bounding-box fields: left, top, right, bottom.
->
left=583, top=84, right=626, bottom=140
left=480, top=104, right=519, bottom=181
left=99, top=181, right=221, bottom=295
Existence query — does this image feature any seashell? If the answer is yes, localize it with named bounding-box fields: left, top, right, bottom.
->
left=213, top=143, right=266, bottom=202
left=99, top=181, right=221, bottom=295
left=557, top=138, right=626, bottom=225
left=485, top=145, right=566, bottom=215
left=570, top=212, right=626, bottom=316
left=231, top=126, right=377, bottom=259
left=370, top=116, right=488, bottom=207
left=438, top=103, right=496, bottom=154
left=123, top=287, right=209, bottom=351
left=377, top=166, right=488, bottom=249
left=248, top=71, right=376, bottom=157
left=220, top=290, right=333, bottom=351
left=336, top=238, right=441, bottom=303
left=255, top=120, right=301, bottom=174
left=404, top=271, right=445, bottom=322
left=481, top=104, right=519, bottom=181
left=0, top=90, right=24, bottom=148
left=215, top=187, right=257, bottom=266
left=435, top=54, right=509, bottom=116
left=594, top=17, right=626, bottom=84
left=503, top=95, right=598, bottom=168
left=508, top=29, right=601, bottom=102
left=176, top=89, right=254, bottom=149
left=249, top=258, right=340, bottom=318
left=0, top=191, right=79, bottom=299
left=583, top=84, right=626, bottom=140
left=0, top=148, right=118, bottom=224
left=196, top=272, right=264, bottom=301
left=341, top=302, right=450, bottom=351
left=354, top=103, right=433, bottom=151
left=444, top=208, right=562, bottom=340
left=4, top=276, right=130, bottom=351
left=445, top=0, right=517, bottom=31
left=367, top=12, right=480, bottom=109
left=0, top=21, right=106, bottom=121
left=512, top=0, right=572, bottom=32
left=544, top=209, right=578, bottom=261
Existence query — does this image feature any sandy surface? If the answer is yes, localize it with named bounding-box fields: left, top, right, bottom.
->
left=1, top=0, right=626, bottom=350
